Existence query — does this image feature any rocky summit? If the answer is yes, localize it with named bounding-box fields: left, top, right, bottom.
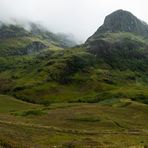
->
left=88, top=9, right=148, bottom=39
left=85, top=10, right=148, bottom=70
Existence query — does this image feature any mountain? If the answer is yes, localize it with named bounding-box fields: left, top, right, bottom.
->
left=29, top=23, right=77, bottom=48
left=0, top=24, right=29, bottom=39
left=0, top=11, right=147, bottom=106
left=0, top=10, right=148, bottom=147
left=86, top=10, right=148, bottom=71
left=90, top=9, right=148, bottom=38
left=0, top=22, right=77, bottom=48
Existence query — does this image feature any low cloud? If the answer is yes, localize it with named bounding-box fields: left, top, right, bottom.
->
left=0, top=0, right=148, bottom=42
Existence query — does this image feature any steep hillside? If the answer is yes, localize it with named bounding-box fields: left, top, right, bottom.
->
left=86, top=32, right=148, bottom=70
left=0, top=24, right=29, bottom=39
left=86, top=10, right=148, bottom=71
left=0, top=11, right=148, bottom=147
left=30, top=23, right=77, bottom=48
left=0, top=23, right=77, bottom=48
left=90, top=9, right=148, bottom=37
left=0, top=11, right=148, bottom=105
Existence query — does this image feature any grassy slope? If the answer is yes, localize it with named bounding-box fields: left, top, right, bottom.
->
left=0, top=95, right=39, bottom=113
left=0, top=94, right=147, bottom=147
left=0, top=32, right=148, bottom=147
left=0, top=33, right=148, bottom=104
left=86, top=32, right=148, bottom=71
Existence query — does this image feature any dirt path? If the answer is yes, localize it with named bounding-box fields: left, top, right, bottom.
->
left=0, top=120, right=147, bottom=136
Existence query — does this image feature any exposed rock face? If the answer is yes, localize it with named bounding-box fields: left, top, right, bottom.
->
left=87, top=38, right=146, bottom=59
left=86, top=9, right=148, bottom=54
left=87, top=9, right=148, bottom=41
left=22, top=41, right=47, bottom=55
left=0, top=41, right=47, bottom=56
left=0, top=25, right=29, bottom=39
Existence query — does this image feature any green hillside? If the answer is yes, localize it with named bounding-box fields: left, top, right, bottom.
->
left=0, top=95, right=39, bottom=113
left=86, top=32, right=148, bottom=71
left=0, top=95, right=147, bottom=147
left=0, top=9, right=148, bottom=147
left=0, top=31, right=147, bottom=105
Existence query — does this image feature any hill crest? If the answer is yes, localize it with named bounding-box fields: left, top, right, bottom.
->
left=89, top=9, right=148, bottom=40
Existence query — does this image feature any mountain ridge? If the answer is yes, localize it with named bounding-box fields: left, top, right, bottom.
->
left=0, top=22, right=77, bottom=48
left=85, top=10, right=148, bottom=71
left=87, top=9, right=148, bottom=41
left=0, top=9, right=147, bottom=105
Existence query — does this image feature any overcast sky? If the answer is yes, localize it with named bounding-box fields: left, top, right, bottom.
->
left=0, top=0, right=148, bottom=42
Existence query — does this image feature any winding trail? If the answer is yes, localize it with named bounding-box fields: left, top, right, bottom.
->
left=0, top=120, right=147, bottom=136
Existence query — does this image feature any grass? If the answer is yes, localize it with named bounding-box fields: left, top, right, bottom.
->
left=68, top=114, right=101, bottom=122
left=0, top=32, right=148, bottom=147
left=0, top=95, right=40, bottom=113
left=0, top=36, right=147, bottom=105
left=100, top=32, right=147, bottom=45
left=12, top=109, right=47, bottom=116
left=0, top=97, right=147, bottom=147
left=1, top=65, right=147, bottom=104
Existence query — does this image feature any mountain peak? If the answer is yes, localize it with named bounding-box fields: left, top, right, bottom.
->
left=91, top=10, right=148, bottom=38
left=85, top=10, right=148, bottom=70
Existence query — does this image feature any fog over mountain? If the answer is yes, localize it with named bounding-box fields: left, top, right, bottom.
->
left=0, top=0, right=148, bottom=42
left=0, top=1, right=148, bottom=146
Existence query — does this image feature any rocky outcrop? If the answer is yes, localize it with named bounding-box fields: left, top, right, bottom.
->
left=87, top=9, right=148, bottom=42
left=0, top=41, right=47, bottom=56
left=0, top=25, right=29, bottom=39
left=86, top=9, right=148, bottom=57
left=20, top=41, right=47, bottom=55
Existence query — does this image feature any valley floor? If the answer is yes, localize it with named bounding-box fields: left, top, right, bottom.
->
left=0, top=95, right=148, bottom=147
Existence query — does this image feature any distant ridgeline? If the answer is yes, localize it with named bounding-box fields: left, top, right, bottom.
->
left=0, top=22, right=77, bottom=48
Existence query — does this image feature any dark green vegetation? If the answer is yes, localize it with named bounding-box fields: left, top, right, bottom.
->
left=0, top=10, right=148, bottom=147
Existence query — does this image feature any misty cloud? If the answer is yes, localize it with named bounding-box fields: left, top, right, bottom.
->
left=0, top=0, right=148, bottom=42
